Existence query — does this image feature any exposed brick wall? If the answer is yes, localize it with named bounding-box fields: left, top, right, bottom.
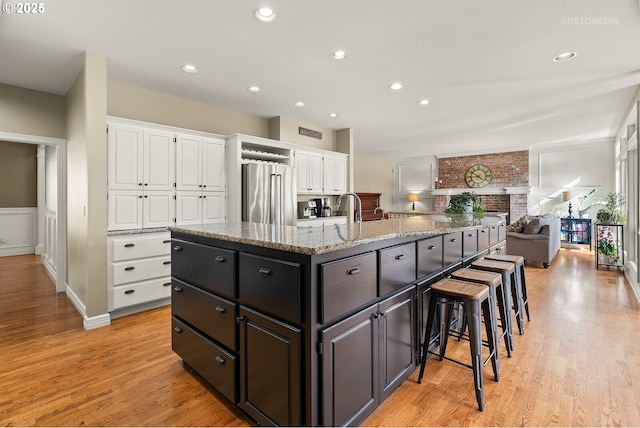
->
left=436, top=151, right=529, bottom=223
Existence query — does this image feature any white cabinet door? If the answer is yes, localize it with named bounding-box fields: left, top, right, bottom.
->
left=202, top=192, right=225, bottom=223
left=324, top=154, right=348, bottom=194
left=143, top=191, right=175, bottom=228
left=175, top=192, right=202, bottom=225
left=296, top=150, right=323, bottom=194
left=144, top=129, right=175, bottom=191
left=176, top=134, right=203, bottom=191
left=309, top=152, right=324, bottom=193
left=108, top=190, right=143, bottom=230
left=296, top=150, right=311, bottom=193
left=334, top=155, right=348, bottom=194
left=108, top=124, right=143, bottom=190
left=202, top=138, right=226, bottom=191
left=323, top=155, right=336, bottom=194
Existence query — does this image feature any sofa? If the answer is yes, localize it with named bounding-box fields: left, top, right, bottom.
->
left=506, top=214, right=561, bottom=268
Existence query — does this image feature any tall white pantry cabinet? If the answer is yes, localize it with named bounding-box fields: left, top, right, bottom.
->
left=106, top=118, right=226, bottom=314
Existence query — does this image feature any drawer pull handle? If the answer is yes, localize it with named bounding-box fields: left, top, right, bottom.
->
left=215, top=356, right=225, bottom=365
left=450, top=238, right=457, bottom=242
left=258, top=268, right=272, bottom=276
left=481, top=230, right=487, bottom=233
left=124, top=289, right=135, bottom=294
left=124, top=243, right=135, bottom=248
left=124, top=266, right=135, bottom=271
left=395, top=254, right=405, bottom=260
left=173, top=245, right=183, bottom=251
left=346, top=267, right=360, bottom=275
left=163, top=282, right=171, bottom=287
left=174, top=286, right=183, bottom=292
left=428, top=245, right=436, bottom=250
left=467, top=233, right=474, bottom=237
left=215, top=305, right=226, bottom=313
left=174, top=326, right=183, bottom=333
left=236, top=316, right=245, bottom=323
left=214, top=255, right=226, bottom=263
left=163, top=261, right=171, bottom=265
left=163, top=240, right=171, bottom=244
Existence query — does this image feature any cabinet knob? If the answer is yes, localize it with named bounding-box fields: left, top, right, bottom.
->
left=427, top=245, right=436, bottom=250
left=174, top=286, right=183, bottom=292
left=174, top=326, right=183, bottom=333
left=173, top=245, right=183, bottom=251
left=215, top=305, right=226, bottom=313
left=346, top=267, right=360, bottom=275
left=395, top=254, right=405, bottom=260
left=138, top=183, right=143, bottom=186
left=450, top=238, right=458, bottom=242
left=124, top=289, right=135, bottom=294
left=215, top=356, right=225, bottom=365
left=258, top=268, right=272, bottom=276
left=144, top=183, right=148, bottom=186
left=214, top=255, right=226, bottom=263
left=124, top=243, right=135, bottom=248
left=203, top=185, right=207, bottom=188
left=236, top=316, right=245, bottom=324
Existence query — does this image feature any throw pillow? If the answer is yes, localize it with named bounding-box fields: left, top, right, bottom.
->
left=506, top=216, right=528, bottom=233
left=523, top=218, right=541, bottom=234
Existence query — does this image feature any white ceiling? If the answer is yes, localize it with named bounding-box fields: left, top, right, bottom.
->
left=1, top=0, right=639, bottom=159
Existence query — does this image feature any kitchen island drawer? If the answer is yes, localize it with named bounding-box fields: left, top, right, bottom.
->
left=320, top=252, right=377, bottom=324
left=172, top=317, right=237, bottom=404
left=443, top=232, right=463, bottom=267
left=417, top=235, right=443, bottom=278
left=111, top=256, right=172, bottom=285
left=463, top=229, right=478, bottom=257
left=110, top=277, right=172, bottom=310
left=171, top=239, right=237, bottom=299
left=110, top=232, right=171, bottom=261
left=478, top=227, right=490, bottom=250
left=239, top=253, right=301, bottom=325
left=378, top=242, right=416, bottom=296
left=488, top=224, right=500, bottom=245
left=172, top=278, right=237, bottom=351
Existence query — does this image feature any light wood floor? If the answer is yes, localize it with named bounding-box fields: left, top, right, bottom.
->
left=1, top=249, right=639, bottom=426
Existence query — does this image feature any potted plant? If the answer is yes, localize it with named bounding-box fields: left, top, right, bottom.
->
left=445, top=192, right=484, bottom=225
left=597, top=226, right=620, bottom=264
left=595, top=191, right=627, bottom=225
left=577, top=188, right=601, bottom=218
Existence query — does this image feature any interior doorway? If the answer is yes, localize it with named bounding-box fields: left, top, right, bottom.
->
left=0, top=132, right=66, bottom=292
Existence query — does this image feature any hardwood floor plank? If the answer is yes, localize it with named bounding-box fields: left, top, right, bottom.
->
left=1, top=249, right=640, bottom=426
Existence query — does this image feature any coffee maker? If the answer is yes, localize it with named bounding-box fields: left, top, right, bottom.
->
left=297, top=200, right=317, bottom=219
left=313, top=198, right=331, bottom=217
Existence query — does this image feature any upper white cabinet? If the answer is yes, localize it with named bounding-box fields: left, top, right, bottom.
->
left=108, top=189, right=175, bottom=230
left=176, top=135, right=225, bottom=192
left=108, top=123, right=174, bottom=191
left=324, top=153, right=348, bottom=195
left=296, top=150, right=324, bottom=194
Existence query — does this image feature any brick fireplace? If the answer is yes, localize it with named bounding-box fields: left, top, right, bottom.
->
left=432, top=151, right=529, bottom=224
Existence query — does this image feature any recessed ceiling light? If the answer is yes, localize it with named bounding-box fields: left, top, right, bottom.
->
left=331, top=50, right=347, bottom=60
left=248, top=86, right=261, bottom=92
left=254, top=7, right=276, bottom=22
left=294, top=101, right=305, bottom=107
left=419, top=99, right=430, bottom=106
left=181, top=64, right=199, bottom=74
left=390, top=82, right=403, bottom=90
left=553, top=52, right=577, bottom=62
left=329, top=113, right=339, bottom=118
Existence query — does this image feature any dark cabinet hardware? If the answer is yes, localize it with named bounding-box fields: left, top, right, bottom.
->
left=124, top=289, right=135, bottom=294
left=480, top=229, right=487, bottom=233
left=163, top=261, right=171, bottom=265
left=203, top=185, right=207, bottom=188
left=450, top=238, right=457, bottom=242
left=163, top=282, right=171, bottom=287
left=467, top=233, right=474, bottom=237
left=173, top=245, right=183, bottom=251
left=124, top=266, right=135, bottom=271
left=138, top=183, right=143, bottom=186
left=214, top=255, right=226, bottom=263
left=236, top=316, right=245, bottom=323
left=427, top=245, right=436, bottom=250
left=144, top=195, right=148, bottom=198
left=174, top=286, right=183, bottom=292
left=144, top=183, right=148, bottom=186
left=124, top=243, right=135, bottom=248
left=258, top=268, right=272, bottom=276
left=215, top=356, right=225, bottom=365
left=138, top=195, right=143, bottom=198
left=163, top=240, right=171, bottom=243
left=215, top=306, right=226, bottom=313
left=346, top=267, right=360, bottom=275
left=174, top=326, right=182, bottom=333
left=395, top=254, right=405, bottom=260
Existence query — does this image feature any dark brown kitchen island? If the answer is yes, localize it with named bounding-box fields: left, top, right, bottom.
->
left=169, top=215, right=505, bottom=426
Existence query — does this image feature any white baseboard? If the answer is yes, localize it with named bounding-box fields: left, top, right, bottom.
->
left=65, top=285, right=112, bottom=330
left=0, top=247, right=35, bottom=256
left=109, top=298, right=171, bottom=319
left=625, top=262, right=639, bottom=304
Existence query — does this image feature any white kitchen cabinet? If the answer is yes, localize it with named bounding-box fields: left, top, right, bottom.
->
left=296, top=216, right=348, bottom=228
left=295, top=150, right=323, bottom=194
left=108, top=190, right=175, bottom=230
left=108, top=123, right=174, bottom=191
left=107, top=232, right=172, bottom=312
left=323, top=153, right=348, bottom=194
left=176, top=134, right=225, bottom=192
left=176, top=191, right=226, bottom=225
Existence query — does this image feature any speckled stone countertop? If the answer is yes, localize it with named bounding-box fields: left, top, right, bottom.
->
left=108, top=227, right=168, bottom=236
left=169, top=215, right=504, bottom=256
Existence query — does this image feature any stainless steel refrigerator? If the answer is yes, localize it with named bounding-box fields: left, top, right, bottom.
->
left=242, top=163, right=297, bottom=226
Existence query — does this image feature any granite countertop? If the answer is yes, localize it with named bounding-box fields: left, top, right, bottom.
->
left=169, top=215, right=504, bottom=256
left=108, top=227, right=168, bottom=236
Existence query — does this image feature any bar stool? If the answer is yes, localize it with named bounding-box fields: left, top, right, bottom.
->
left=450, top=268, right=512, bottom=357
left=418, top=278, right=499, bottom=411
left=470, top=258, right=523, bottom=340
left=484, top=254, right=530, bottom=322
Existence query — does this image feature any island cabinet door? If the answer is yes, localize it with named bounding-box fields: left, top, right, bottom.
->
left=488, top=224, right=499, bottom=246
left=378, top=242, right=416, bottom=297
left=463, top=229, right=478, bottom=257
left=321, top=304, right=379, bottom=427
left=237, top=306, right=301, bottom=427
left=417, top=235, right=443, bottom=279
left=443, top=232, right=463, bottom=267
left=478, top=227, right=490, bottom=251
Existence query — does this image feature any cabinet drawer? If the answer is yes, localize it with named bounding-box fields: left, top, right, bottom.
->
left=111, top=256, right=172, bottom=285
left=498, top=223, right=506, bottom=242
left=488, top=224, right=499, bottom=245
left=320, top=252, right=377, bottom=324
left=239, top=253, right=301, bottom=325
left=443, top=232, right=463, bottom=267
left=378, top=242, right=416, bottom=296
left=172, top=317, right=237, bottom=404
left=171, top=239, right=237, bottom=299
left=463, top=229, right=478, bottom=257
left=110, top=232, right=171, bottom=261
left=172, top=279, right=237, bottom=351
left=477, top=227, right=489, bottom=250
left=110, top=277, right=172, bottom=310
left=417, top=236, right=443, bottom=278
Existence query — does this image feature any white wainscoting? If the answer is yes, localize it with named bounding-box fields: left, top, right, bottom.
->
left=0, top=208, right=37, bottom=256
left=42, top=209, right=57, bottom=281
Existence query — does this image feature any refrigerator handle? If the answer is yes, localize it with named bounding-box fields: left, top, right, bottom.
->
left=270, top=173, right=277, bottom=224
left=274, top=174, right=283, bottom=225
